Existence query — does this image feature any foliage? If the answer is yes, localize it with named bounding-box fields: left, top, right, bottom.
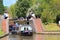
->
left=0, top=0, right=4, bottom=15
left=9, top=4, right=16, bottom=18
left=4, top=6, right=8, bottom=10
left=9, top=0, right=60, bottom=23
left=15, top=0, right=32, bottom=18
left=32, top=0, right=60, bottom=23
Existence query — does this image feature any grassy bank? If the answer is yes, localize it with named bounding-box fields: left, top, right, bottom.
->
left=0, top=30, right=4, bottom=36
left=43, top=23, right=60, bottom=31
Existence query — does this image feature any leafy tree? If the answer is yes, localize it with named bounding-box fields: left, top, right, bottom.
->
left=8, top=0, right=60, bottom=24
left=0, top=0, right=4, bottom=15
left=15, top=0, right=32, bottom=18
left=9, top=4, right=16, bottom=18
left=4, top=6, right=8, bottom=10
left=34, top=0, right=60, bottom=23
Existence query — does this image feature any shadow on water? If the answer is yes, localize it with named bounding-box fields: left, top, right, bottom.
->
left=1, top=34, right=60, bottom=40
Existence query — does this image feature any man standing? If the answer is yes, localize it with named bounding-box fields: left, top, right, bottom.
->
left=15, top=22, right=19, bottom=30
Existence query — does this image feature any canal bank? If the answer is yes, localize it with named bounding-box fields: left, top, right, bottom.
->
left=0, top=33, right=9, bottom=39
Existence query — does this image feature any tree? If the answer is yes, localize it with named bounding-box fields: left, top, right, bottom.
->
left=31, top=0, right=58, bottom=23
left=40, top=0, right=60, bottom=23
left=8, top=0, right=60, bottom=24
left=9, top=4, right=16, bottom=18
left=15, top=0, right=32, bottom=18
left=4, top=6, right=8, bottom=10
left=0, top=0, right=4, bottom=15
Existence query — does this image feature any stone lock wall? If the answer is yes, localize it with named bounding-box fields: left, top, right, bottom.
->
left=2, top=19, right=9, bottom=33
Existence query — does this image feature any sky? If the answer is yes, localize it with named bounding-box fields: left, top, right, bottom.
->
left=3, top=0, right=17, bottom=7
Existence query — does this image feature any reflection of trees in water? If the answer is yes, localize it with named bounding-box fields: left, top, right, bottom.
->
left=9, top=35, right=20, bottom=40
left=21, top=36, right=33, bottom=40
left=9, top=34, right=33, bottom=40
left=2, top=34, right=60, bottom=40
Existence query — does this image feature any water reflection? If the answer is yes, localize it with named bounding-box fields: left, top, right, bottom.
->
left=21, top=36, right=33, bottom=40
left=1, top=34, right=60, bottom=40
left=33, top=34, right=43, bottom=40
left=44, top=35, right=60, bottom=40
left=9, top=34, right=33, bottom=40
left=9, top=35, right=21, bottom=40
left=0, top=36, right=9, bottom=40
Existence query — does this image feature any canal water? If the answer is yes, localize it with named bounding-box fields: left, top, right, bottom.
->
left=1, top=34, right=60, bottom=40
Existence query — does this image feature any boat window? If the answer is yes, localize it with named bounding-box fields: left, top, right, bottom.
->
left=28, top=26, right=32, bottom=30
left=20, top=27, right=25, bottom=31
left=20, top=26, right=32, bottom=31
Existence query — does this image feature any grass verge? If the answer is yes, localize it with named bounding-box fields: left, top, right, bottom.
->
left=43, top=23, right=60, bottom=31
left=0, top=30, right=4, bottom=37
